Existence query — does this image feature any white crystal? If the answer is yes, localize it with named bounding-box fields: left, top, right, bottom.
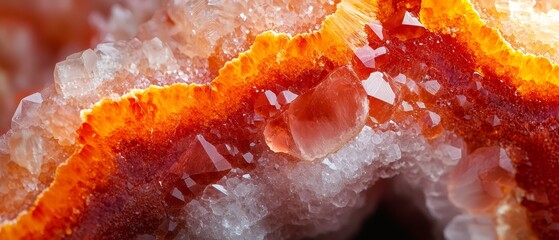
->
left=142, top=37, right=176, bottom=70
left=263, top=90, right=280, bottom=109
left=277, top=90, right=298, bottom=105
left=354, top=45, right=376, bottom=68
left=212, top=184, right=229, bottom=195
left=401, top=101, right=413, bottom=112
left=422, top=80, right=441, bottom=95
left=426, top=111, right=442, bottom=127
left=11, top=92, right=43, bottom=128
left=362, top=72, right=396, bottom=105
left=54, top=49, right=101, bottom=98
left=8, top=129, right=45, bottom=175
left=366, top=22, right=384, bottom=40
left=402, top=11, right=424, bottom=27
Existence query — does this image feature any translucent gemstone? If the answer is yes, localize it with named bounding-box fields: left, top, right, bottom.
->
left=8, top=129, right=45, bottom=175
left=393, top=73, right=406, bottom=84
left=362, top=72, right=396, bottom=105
left=425, top=111, right=441, bottom=127
left=11, top=92, right=43, bottom=128
left=54, top=49, right=101, bottom=98
left=242, top=152, right=254, bottom=163
left=456, top=95, right=472, bottom=110
left=178, top=135, right=232, bottom=176
left=421, top=111, right=443, bottom=139
left=182, top=174, right=204, bottom=195
left=402, top=11, right=423, bottom=27
left=361, top=71, right=399, bottom=123
left=384, top=10, right=426, bottom=40
left=405, top=78, right=420, bottom=95
left=354, top=46, right=387, bottom=68
left=422, top=80, right=441, bottom=95
left=171, top=188, right=186, bottom=202
left=277, top=90, right=298, bottom=105
left=264, top=66, right=369, bottom=160
left=196, top=135, right=232, bottom=171
left=448, top=147, right=516, bottom=213
left=93, top=42, right=122, bottom=80
left=211, top=184, right=229, bottom=195
left=141, top=37, right=176, bottom=70
left=254, top=90, right=281, bottom=117
left=184, top=175, right=196, bottom=189
left=441, top=144, right=462, bottom=163
left=498, top=148, right=515, bottom=174
left=401, top=101, right=413, bottom=112
left=354, top=45, right=376, bottom=68
left=486, top=115, right=501, bottom=126
left=263, top=90, right=280, bottom=109
left=366, top=21, right=384, bottom=40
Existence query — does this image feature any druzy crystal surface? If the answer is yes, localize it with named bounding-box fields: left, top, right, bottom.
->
left=1, top=0, right=559, bottom=239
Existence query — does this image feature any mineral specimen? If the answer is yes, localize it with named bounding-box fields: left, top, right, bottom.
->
left=1, top=0, right=559, bottom=239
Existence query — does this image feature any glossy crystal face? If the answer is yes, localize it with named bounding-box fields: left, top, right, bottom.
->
left=1, top=0, right=559, bottom=239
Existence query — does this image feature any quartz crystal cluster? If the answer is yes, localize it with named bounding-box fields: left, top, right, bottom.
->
left=1, top=0, right=559, bottom=239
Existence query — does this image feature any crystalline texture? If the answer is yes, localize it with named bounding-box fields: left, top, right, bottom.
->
left=361, top=71, right=399, bottom=123
left=264, top=66, right=369, bottom=160
left=11, top=93, right=42, bottom=129
left=141, top=37, right=176, bottom=70
left=8, top=129, right=45, bottom=175
left=177, top=135, right=233, bottom=175
left=54, top=49, right=101, bottom=98
left=448, top=147, right=516, bottom=213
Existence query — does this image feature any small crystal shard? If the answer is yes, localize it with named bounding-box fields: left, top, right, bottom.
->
left=277, top=90, right=298, bottom=105
left=366, top=21, right=384, bottom=40
left=212, top=184, right=229, bottom=195
left=354, top=46, right=387, bottom=69
left=422, top=80, right=441, bottom=95
left=362, top=72, right=396, bottom=105
left=361, top=71, right=399, bottom=123
left=486, top=115, right=501, bottom=126
left=402, top=11, right=423, bottom=28
left=142, top=37, right=176, bottom=70
left=11, top=93, right=43, bottom=128
left=401, top=101, right=413, bottom=112
left=176, top=135, right=232, bottom=176
left=354, top=45, right=377, bottom=68
left=263, top=90, right=280, bottom=109
left=171, top=188, right=186, bottom=202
